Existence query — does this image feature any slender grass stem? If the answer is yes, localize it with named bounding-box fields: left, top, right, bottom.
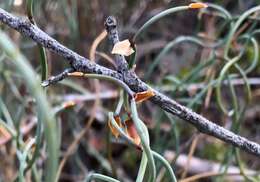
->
left=133, top=6, right=189, bottom=41
left=25, top=1, right=47, bottom=173
left=69, top=73, right=134, bottom=97
left=152, top=151, right=177, bottom=182
left=0, top=31, right=58, bottom=182
left=216, top=54, right=242, bottom=114
left=145, top=36, right=218, bottom=79
left=0, top=118, right=16, bottom=137
left=136, top=153, right=148, bottom=182
left=84, top=173, right=120, bottom=182
left=26, top=0, right=48, bottom=81
left=224, top=5, right=260, bottom=58
left=115, top=90, right=124, bottom=115
left=130, top=99, right=156, bottom=182
left=0, top=98, right=15, bottom=129
left=243, top=37, right=259, bottom=74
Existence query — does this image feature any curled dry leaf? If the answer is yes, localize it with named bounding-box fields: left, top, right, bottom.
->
left=188, top=2, right=208, bottom=9
left=125, top=119, right=141, bottom=146
left=108, top=115, right=122, bottom=138
left=111, top=39, right=135, bottom=56
left=134, top=89, right=155, bottom=103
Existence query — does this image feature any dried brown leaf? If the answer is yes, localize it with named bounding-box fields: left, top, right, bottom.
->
left=125, top=119, right=141, bottom=146
left=134, top=89, right=155, bottom=103
left=108, top=116, right=122, bottom=138
left=111, top=39, right=135, bottom=56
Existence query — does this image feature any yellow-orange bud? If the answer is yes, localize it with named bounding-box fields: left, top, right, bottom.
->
left=188, top=2, right=208, bottom=9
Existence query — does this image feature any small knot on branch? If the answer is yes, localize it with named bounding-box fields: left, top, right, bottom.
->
left=104, top=16, right=117, bottom=31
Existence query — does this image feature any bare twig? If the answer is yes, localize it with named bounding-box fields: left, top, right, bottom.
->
left=0, top=8, right=260, bottom=156
left=41, top=68, right=75, bottom=87
left=180, top=134, right=200, bottom=179
left=104, top=16, right=129, bottom=73
left=0, top=8, right=119, bottom=79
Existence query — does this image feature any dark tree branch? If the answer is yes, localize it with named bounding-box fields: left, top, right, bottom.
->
left=0, top=8, right=120, bottom=80
left=41, top=68, right=75, bottom=87
left=0, top=8, right=260, bottom=156
left=102, top=15, right=260, bottom=157
left=104, top=16, right=129, bottom=73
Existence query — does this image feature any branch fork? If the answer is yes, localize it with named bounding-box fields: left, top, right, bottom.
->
left=0, top=8, right=259, bottom=156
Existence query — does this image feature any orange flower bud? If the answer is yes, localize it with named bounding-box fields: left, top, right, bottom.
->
left=188, top=2, right=208, bottom=9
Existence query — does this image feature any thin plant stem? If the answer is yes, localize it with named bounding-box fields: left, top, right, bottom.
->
left=224, top=5, right=260, bottom=58
left=130, top=99, right=156, bottom=182
left=0, top=30, right=58, bottom=182
left=84, top=172, right=120, bottom=182
left=136, top=153, right=148, bottom=182
left=68, top=73, right=134, bottom=97
left=133, top=6, right=189, bottom=41
left=26, top=0, right=48, bottom=81
left=152, top=151, right=177, bottom=182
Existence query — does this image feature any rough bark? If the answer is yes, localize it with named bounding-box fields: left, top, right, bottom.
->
left=0, top=8, right=259, bottom=156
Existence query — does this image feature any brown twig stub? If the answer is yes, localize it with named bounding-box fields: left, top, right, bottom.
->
left=1, top=8, right=260, bottom=156
left=104, top=16, right=129, bottom=73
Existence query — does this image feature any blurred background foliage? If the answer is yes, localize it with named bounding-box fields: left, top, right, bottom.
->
left=0, top=0, right=260, bottom=181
